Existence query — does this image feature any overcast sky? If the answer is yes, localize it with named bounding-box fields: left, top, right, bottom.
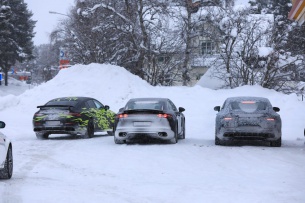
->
left=24, top=0, right=75, bottom=45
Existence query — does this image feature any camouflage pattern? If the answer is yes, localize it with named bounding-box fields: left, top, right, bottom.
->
left=33, top=97, right=115, bottom=139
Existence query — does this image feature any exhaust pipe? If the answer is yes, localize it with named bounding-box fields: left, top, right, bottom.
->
left=119, top=132, right=127, bottom=137
left=158, top=132, right=167, bottom=137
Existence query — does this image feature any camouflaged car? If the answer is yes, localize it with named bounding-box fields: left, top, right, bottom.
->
left=33, top=97, right=115, bottom=139
left=214, top=97, right=282, bottom=147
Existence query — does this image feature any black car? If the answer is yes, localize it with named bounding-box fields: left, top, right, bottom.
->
left=33, top=97, right=115, bottom=139
left=214, top=96, right=282, bottom=147
left=114, top=98, right=186, bottom=144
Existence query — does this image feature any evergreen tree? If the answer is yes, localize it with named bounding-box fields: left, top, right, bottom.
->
left=249, top=0, right=303, bottom=55
left=0, top=0, right=35, bottom=86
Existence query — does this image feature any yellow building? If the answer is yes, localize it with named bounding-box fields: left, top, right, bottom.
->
left=288, top=0, right=305, bottom=25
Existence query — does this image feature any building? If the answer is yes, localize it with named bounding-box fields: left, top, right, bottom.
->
left=288, top=0, right=305, bottom=25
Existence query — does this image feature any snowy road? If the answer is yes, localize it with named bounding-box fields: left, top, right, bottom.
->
left=0, top=64, right=305, bottom=202
left=1, top=133, right=305, bottom=203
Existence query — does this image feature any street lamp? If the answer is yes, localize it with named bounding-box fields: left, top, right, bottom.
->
left=49, top=11, right=70, bottom=18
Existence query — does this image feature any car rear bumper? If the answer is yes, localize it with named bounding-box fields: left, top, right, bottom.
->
left=217, top=127, right=281, bottom=141
left=115, top=126, right=175, bottom=141
left=33, top=125, right=86, bottom=135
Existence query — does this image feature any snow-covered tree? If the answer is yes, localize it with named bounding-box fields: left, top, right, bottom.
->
left=0, top=0, right=35, bottom=86
left=55, top=0, right=186, bottom=86
left=205, top=5, right=303, bottom=92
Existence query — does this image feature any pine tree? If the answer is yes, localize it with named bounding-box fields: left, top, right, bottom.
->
left=0, top=0, right=35, bottom=86
left=249, top=0, right=303, bottom=54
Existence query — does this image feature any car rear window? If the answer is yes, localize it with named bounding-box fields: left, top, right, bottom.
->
left=230, top=101, right=267, bottom=113
left=126, top=101, right=163, bottom=110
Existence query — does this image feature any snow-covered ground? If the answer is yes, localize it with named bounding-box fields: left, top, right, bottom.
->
left=0, top=64, right=305, bottom=203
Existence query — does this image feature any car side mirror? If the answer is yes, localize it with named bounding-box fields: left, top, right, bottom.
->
left=104, top=105, right=110, bottom=110
left=179, top=107, right=185, bottom=112
left=0, top=121, right=6, bottom=128
left=119, top=107, right=124, bottom=112
left=214, top=106, right=220, bottom=112
left=273, top=107, right=280, bottom=112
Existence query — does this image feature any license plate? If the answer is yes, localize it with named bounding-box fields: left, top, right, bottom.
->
left=238, top=118, right=259, bottom=126
left=133, top=122, right=151, bottom=127
left=46, top=121, right=61, bottom=126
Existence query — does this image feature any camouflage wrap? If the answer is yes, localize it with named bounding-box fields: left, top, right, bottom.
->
left=81, top=108, right=115, bottom=130
left=33, top=96, right=115, bottom=138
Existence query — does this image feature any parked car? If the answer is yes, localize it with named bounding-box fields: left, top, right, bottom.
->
left=0, top=121, right=13, bottom=179
left=33, top=97, right=115, bottom=139
left=214, top=96, right=282, bottom=147
left=114, top=98, right=186, bottom=144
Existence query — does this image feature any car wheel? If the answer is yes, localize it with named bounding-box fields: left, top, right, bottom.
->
left=36, top=132, right=49, bottom=139
left=88, top=120, right=94, bottom=138
left=270, top=137, right=281, bottom=147
left=83, top=120, right=94, bottom=139
left=180, top=120, right=186, bottom=139
left=170, top=123, right=178, bottom=144
left=215, top=136, right=222, bottom=145
left=0, top=145, right=13, bottom=179
left=114, top=137, right=125, bottom=144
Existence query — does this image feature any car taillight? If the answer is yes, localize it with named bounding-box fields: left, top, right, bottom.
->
left=266, top=118, right=275, bottom=121
left=158, top=114, right=171, bottom=118
left=223, top=117, right=233, bottom=121
left=35, top=113, right=44, bottom=117
left=117, top=114, right=128, bottom=118
left=68, top=113, right=81, bottom=117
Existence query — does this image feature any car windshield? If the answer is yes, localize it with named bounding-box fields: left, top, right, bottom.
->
left=126, top=101, right=163, bottom=110
left=230, top=101, right=267, bottom=113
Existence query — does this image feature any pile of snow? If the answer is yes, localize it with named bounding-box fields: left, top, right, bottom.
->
left=0, top=63, right=304, bottom=203
left=0, top=63, right=304, bottom=140
left=196, top=66, right=226, bottom=89
left=0, top=77, right=30, bottom=96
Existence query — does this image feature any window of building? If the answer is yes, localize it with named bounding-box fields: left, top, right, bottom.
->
left=201, top=41, right=216, bottom=55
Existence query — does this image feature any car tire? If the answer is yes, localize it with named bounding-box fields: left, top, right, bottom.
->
left=114, top=137, right=125, bottom=144
left=170, top=123, right=178, bottom=144
left=0, top=145, right=13, bottom=179
left=180, top=120, right=186, bottom=139
left=36, top=132, right=49, bottom=139
left=83, top=120, right=94, bottom=139
left=88, top=120, right=94, bottom=138
left=270, top=137, right=281, bottom=147
left=215, top=136, right=222, bottom=145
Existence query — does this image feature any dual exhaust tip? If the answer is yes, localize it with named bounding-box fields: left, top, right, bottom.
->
left=118, top=132, right=168, bottom=137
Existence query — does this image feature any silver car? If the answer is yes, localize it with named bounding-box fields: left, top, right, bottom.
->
left=0, top=121, right=13, bottom=179
left=214, top=97, right=282, bottom=147
left=114, top=98, right=185, bottom=144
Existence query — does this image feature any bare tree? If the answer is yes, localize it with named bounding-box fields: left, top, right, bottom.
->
left=205, top=6, right=303, bottom=92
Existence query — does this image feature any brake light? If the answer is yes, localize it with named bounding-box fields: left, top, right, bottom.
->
left=118, top=114, right=128, bottom=118
left=266, top=118, right=275, bottom=121
left=223, top=117, right=233, bottom=121
left=241, top=101, right=256, bottom=104
left=35, top=113, right=44, bottom=117
left=158, top=114, right=171, bottom=118
left=68, top=113, right=81, bottom=117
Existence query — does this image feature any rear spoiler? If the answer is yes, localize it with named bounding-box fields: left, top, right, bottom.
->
left=123, top=109, right=164, bottom=114
left=37, top=105, right=74, bottom=110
